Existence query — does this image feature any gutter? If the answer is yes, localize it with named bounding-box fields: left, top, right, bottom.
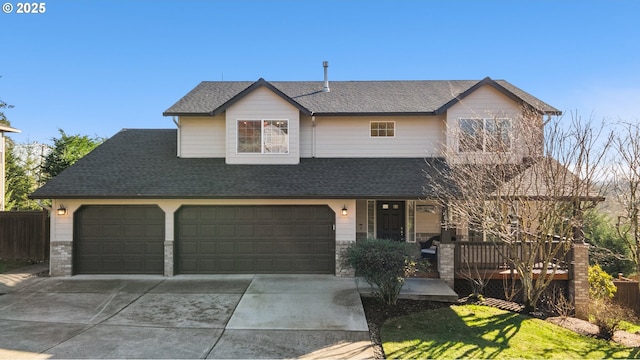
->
left=35, top=199, right=52, bottom=211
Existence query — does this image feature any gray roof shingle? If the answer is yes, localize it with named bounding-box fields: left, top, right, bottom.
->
left=30, top=129, right=451, bottom=199
left=163, top=78, right=560, bottom=116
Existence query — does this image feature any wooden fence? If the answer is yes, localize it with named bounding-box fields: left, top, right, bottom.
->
left=0, top=210, right=50, bottom=261
left=613, top=278, right=640, bottom=316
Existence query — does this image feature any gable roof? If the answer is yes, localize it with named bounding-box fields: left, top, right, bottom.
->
left=163, top=77, right=561, bottom=116
left=30, top=129, right=451, bottom=200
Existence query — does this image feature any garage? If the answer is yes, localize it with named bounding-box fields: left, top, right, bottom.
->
left=175, top=205, right=335, bottom=274
left=73, top=205, right=165, bottom=274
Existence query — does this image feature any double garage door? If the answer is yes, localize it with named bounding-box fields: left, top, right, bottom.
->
left=74, top=205, right=335, bottom=275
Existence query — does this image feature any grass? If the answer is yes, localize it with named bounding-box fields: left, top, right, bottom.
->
left=381, top=305, right=640, bottom=359
left=0, top=259, right=33, bottom=273
left=620, top=320, right=640, bottom=334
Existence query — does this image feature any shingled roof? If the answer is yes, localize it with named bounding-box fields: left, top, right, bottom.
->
left=163, top=77, right=561, bottom=116
left=30, top=129, right=451, bottom=199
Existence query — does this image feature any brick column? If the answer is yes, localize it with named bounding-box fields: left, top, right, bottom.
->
left=335, top=239, right=355, bottom=277
left=50, top=241, right=73, bottom=276
left=570, top=243, right=589, bottom=319
left=164, top=241, right=174, bottom=276
left=438, top=243, right=455, bottom=288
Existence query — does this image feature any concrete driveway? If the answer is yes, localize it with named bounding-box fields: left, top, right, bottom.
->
left=0, top=274, right=373, bottom=359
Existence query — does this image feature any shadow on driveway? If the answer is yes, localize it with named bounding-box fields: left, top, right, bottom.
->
left=0, top=274, right=373, bottom=359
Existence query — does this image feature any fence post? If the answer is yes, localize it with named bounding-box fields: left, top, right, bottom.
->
left=569, top=243, right=589, bottom=319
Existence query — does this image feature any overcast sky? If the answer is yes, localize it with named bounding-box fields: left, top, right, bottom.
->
left=2, top=0, right=638, bottom=144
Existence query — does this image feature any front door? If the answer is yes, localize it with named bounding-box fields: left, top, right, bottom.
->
left=376, top=201, right=406, bottom=241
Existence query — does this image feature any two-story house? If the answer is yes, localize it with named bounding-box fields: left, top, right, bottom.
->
left=31, top=65, right=561, bottom=281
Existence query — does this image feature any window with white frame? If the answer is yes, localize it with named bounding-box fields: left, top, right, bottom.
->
left=237, top=120, right=289, bottom=154
left=370, top=121, right=395, bottom=137
left=458, top=118, right=511, bottom=153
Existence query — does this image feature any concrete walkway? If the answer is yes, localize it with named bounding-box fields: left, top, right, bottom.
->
left=0, top=274, right=374, bottom=359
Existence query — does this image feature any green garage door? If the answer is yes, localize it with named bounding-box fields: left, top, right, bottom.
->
left=74, top=205, right=165, bottom=274
left=176, top=205, right=335, bottom=274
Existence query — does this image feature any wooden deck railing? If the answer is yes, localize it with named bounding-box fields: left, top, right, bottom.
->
left=454, top=240, right=572, bottom=273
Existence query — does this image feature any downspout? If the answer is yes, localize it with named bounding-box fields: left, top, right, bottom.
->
left=311, top=114, right=316, bottom=158
left=173, top=116, right=181, bottom=158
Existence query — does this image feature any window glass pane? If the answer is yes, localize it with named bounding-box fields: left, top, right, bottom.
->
left=367, top=200, right=375, bottom=238
left=370, top=121, right=394, bottom=137
left=263, top=120, right=289, bottom=153
left=407, top=200, right=415, bottom=243
left=459, top=119, right=483, bottom=152
left=486, top=119, right=511, bottom=152
left=238, top=120, right=261, bottom=153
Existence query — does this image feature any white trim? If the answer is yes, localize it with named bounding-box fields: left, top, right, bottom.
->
left=236, top=118, right=290, bottom=154
left=369, top=120, right=396, bottom=138
left=456, top=117, right=512, bottom=154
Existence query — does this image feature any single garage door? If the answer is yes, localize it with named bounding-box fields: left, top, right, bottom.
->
left=74, top=205, right=165, bottom=274
left=176, top=205, right=335, bottom=274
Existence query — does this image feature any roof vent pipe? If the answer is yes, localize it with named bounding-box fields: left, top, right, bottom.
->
left=322, top=61, right=330, bottom=92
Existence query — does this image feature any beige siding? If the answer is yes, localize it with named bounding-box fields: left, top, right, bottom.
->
left=179, top=116, right=226, bottom=158
left=446, top=85, right=534, bottom=164
left=300, top=114, right=313, bottom=157
left=311, top=115, right=445, bottom=158
left=226, top=87, right=300, bottom=164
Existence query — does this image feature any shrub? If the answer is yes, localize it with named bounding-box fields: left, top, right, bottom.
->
left=589, top=297, right=633, bottom=340
left=588, top=264, right=617, bottom=300
left=539, top=285, right=574, bottom=318
left=343, top=238, right=419, bottom=305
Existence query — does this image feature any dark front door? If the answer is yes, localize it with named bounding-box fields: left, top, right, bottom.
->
left=376, top=201, right=406, bottom=241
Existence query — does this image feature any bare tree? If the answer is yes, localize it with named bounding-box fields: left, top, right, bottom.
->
left=611, top=122, right=640, bottom=289
left=426, top=109, right=610, bottom=312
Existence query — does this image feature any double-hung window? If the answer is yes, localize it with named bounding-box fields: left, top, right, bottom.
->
left=458, top=118, right=511, bottom=153
left=237, top=120, right=289, bottom=154
left=370, top=121, right=395, bottom=137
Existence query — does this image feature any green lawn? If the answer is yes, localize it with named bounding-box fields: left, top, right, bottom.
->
left=382, top=305, right=640, bottom=359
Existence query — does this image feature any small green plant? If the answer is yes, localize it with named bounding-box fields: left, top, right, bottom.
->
left=588, top=264, right=617, bottom=299
left=343, top=238, right=419, bottom=305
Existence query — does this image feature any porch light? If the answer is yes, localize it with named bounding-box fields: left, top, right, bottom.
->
left=57, top=204, right=67, bottom=216
left=341, top=205, right=348, bottom=216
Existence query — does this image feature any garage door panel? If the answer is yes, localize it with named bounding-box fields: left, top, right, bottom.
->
left=237, top=225, right=255, bottom=237
left=255, top=241, right=275, bottom=254
left=195, top=224, right=215, bottom=236
left=74, top=205, right=164, bottom=274
left=218, top=224, right=236, bottom=236
left=176, top=205, right=335, bottom=274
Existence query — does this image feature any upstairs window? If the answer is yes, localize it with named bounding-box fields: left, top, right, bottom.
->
left=237, top=119, right=289, bottom=154
left=370, top=121, right=395, bottom=137
left=458, top=118, right=511, bottom=153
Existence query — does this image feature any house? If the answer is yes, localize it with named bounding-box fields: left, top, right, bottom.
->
left=31, top=64, right=566, bottom=283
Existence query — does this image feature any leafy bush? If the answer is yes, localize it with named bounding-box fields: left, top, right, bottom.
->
left=343, top=238, right=420, bottom=305
left=588, top=264, right=617, bottom=299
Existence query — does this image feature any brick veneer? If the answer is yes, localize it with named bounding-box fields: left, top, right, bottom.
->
left=335, top=240, right=355, bottom=277
left=570, top=243, right=589, bottom=319
left=50, top=241, right=73, bottom=276
left=164, top=241, right=174, bottom=276
left=438, top=243, right=455, bottom=287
